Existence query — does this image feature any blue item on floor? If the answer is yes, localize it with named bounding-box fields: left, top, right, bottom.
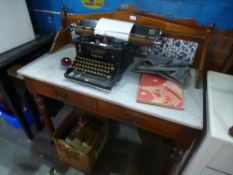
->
left=0, top=108, right=33, bottom=128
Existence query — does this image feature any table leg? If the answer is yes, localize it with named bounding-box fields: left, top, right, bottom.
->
left=22, top=90, right=43, bottom=131
left=164, top=128, right=199, bottom=175
left=34, top=95, right=55, bottom=137
left=166, top=146, right=185, bottom=175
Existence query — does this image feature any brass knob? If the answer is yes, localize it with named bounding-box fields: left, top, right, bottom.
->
left=229, top=126, right=233, bottom=137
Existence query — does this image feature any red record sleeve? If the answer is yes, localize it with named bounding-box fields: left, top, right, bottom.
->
left=137, top=73, right=184, bottom=110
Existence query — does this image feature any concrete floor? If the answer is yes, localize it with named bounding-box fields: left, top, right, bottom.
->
left=0, top=105, right=172, bottom=175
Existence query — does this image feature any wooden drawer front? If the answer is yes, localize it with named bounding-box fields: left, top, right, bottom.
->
left=26, top=78, right=97, bottom=111
left=97, top=101, right=180, bottom=140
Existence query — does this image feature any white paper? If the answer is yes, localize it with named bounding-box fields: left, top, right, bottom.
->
left=94, top=18, right=134, bottom=41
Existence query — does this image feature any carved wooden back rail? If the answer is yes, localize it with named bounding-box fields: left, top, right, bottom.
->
left=50, top=7, right=214, bottom=88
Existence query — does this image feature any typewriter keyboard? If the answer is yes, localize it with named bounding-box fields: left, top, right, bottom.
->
left=72, top=56, right=115, bottom=80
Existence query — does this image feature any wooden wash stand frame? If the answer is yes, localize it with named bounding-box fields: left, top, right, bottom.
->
left=51, top=5, right=214, bottom=88
left=24, top=6, right=214, bottom=175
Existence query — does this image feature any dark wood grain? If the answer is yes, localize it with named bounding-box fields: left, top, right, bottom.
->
left=24, top=76, right=200, bottom=174
left=97, top=100, right=199, bottom=149
left=25, top=77, right=97, bottom=111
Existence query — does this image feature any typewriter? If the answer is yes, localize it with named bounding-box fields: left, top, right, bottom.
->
left=65, top=23, right=135, bottom=90
left=65, top=19, right=161, bottom=91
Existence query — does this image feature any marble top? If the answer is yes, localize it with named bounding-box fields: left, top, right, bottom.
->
left=18, top=44, right=203, bottom=130
left=207, top=71, right=233, bottom=144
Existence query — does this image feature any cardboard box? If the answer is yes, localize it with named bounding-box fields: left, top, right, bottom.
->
left=53, top=111, right=107, bottom=173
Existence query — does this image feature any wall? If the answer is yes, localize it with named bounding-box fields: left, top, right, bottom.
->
left=26, top=0, right=233, bottom=33
left=137, top=0, right=233, bottom=31
left=26, top=0, right=136, bottom=33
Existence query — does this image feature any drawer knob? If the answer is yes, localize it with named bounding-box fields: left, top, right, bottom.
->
left=127, top=115, right=144, bottom=126
left=229, top=126, right=233, bottom=137
left=54, top=90, right=68, bottom=101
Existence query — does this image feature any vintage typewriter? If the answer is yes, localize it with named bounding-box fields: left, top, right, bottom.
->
left=65, top=19, right=161, bottom=91
left=64, top=19, right=133, bottom=91
left=65, top=36, right=134, bottom=91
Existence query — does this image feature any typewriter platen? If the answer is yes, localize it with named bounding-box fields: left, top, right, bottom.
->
left=65, top=31, right=135, bottom=91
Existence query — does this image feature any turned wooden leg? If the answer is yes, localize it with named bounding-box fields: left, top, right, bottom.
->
left=164, top=145, right=185, bottom=175
left=195, top=70, right=203, bottom=89
left=165, top=128, right=199, bottom=175
left=22, top=90, right=43, bottom=131
left=34, top=95, right=55, bottom=137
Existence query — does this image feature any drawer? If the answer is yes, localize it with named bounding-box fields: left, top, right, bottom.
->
left=26, top=78, right=97, bottom=111
left=97, top=101, right=181, bottom=140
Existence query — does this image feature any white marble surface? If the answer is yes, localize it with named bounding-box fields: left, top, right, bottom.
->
left=18, top=44, right=203, bottom=130
left=207, top=71, right=233, bottom=144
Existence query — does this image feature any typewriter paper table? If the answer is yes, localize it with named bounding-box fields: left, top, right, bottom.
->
left=18, top=44, right=203, bottom=174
